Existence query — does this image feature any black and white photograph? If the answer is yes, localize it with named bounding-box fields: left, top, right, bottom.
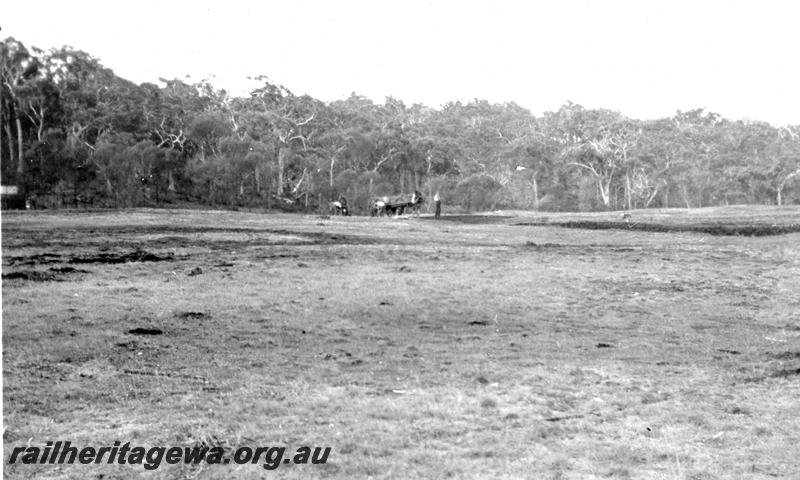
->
left=2, top=1, right=799, bottom=478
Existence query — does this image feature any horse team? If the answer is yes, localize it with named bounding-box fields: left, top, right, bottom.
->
left=369, top=190, right=424, bottom=217
left=328, top=190, right=426, bottom=217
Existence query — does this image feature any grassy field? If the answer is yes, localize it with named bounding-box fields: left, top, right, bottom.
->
left=2, top=206, right=799, bottom=479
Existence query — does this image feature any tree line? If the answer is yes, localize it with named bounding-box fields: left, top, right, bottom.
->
left=2, top=37, right=799, bottom=214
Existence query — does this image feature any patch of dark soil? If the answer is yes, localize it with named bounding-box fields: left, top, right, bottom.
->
left=523, top=242, right=569, bottom=250
left=256, top=253, right=299, bottom=259
left=2, top=270, right=60, bottom=281
left=5, top=253, right=63, bottom=266
left=419, top=323, right=443, bottom=330
left=187, top=266, right=203, bottom=276
left=468, top=320, right=489, bottom=326
left=516, top=220, right=800, bottom=236
left=128, top=327, right=164, bottom=335
left=596, top=343, right=614, bottom=348
left=742, top=366, right=800, bottom=383
left=718, top=349, right=742, bottom=355
left=422, top=215, right=513, bottom=224
left=2, top=266, right=90, bottom=281
left=768, top=351, right=800, bottom=360
left=544, top=414, right=586, bottom=422
left=115, top=340, right=139, bottom=350
left=520, top=242, right=642, bottom=253
left=70, top=250, right=174, bottom=264
left=4, top=225, right=387, bottom=251
left=50, top=266, right=90, bottom=274
left=771, top=368, right=800, bottom=378
left=175, top=311, right=209, bottom=320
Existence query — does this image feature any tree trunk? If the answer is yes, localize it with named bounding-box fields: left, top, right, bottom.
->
left=777, top=169, right=800, bottom=206
left=625, top=170, right=632, bottom=210
left=277, top=147, right=287, bottom=196
left=680, top=185, right=692, bottom=209
left=532, top=174, right=539, bottom=210
left=104, top=175, right=114, bottom=198
left=598, top=178, right=611, bottom=208
left=0, top=87, right=4, bottom=170
left=329, top=156, right=335, bottom=187
left=36, top=113, right=44, bottom=141
left=5, top=122, right=16, bottom=169
left=16, top=116, right=24, bottom=175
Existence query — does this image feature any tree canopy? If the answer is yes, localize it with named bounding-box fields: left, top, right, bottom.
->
left=2, top=37, right=799, bottom=212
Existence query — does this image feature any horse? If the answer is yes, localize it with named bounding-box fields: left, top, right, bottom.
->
left=329, top=198, right=349, bottom=216
left=370, top=198, right=388, bottom=217
left=406, top=190, right=424, bottom=216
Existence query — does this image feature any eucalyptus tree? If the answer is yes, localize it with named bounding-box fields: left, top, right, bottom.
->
left=546, top=103, right=637, bottom=209
left=1, top=37, right=41, bottom=177
left=767, top=125, right=800, bottom=206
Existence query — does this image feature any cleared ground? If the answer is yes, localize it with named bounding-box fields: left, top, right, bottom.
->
left=2, top=206, right=800, bottom=479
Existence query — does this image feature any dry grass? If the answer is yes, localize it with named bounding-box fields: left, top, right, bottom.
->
left=2, top=206, right=800, bottom=479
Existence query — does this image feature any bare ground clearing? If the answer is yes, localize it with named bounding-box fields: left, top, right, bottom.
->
left=2, top=206, right=800, bottom=479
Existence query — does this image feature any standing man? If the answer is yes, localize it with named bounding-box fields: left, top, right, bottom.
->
left=434, top=191, right=442, bottom=219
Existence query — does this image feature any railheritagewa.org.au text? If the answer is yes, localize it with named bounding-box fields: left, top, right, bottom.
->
left=7, top=441, right=331, bottom=470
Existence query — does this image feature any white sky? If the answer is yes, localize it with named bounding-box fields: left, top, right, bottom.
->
left=3, top=0, right=799, bottom=125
